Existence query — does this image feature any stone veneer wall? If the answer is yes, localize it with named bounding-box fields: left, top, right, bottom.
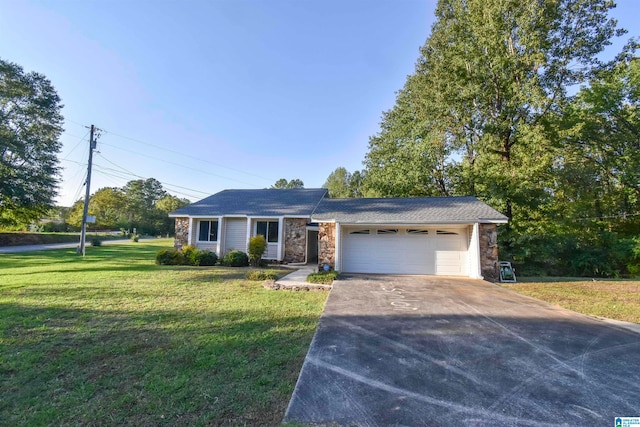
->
left=283, top=218, right=307, bottom=263
left=174, top=217, right=189, bottom=249
left=479, top=223, right=499, bottom=281
left=318, top=222, right=336, bottom=269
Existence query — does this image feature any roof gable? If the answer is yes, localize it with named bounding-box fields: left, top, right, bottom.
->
left=311, top=196, right=507, bottom=224
left=170, top=188, right=328, bottom=217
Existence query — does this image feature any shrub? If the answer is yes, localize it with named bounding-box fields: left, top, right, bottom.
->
left=131, top=234, right=140, bottom=242
left=245, top=270, right=279, bottom=281
left=193, top=249, right=218, bottom=266
left=182, top=245, right=198, bottom=265
left=307, top=270, right=340, bottom=284
left=221, top=250, right=249, bottom=267
left=155, top=248, right=185, bottom=265
left=90, top=238, right=102, bottom=247
left=248, top=235, right=267, bottom=267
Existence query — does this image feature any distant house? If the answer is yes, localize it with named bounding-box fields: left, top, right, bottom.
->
left=169, top=188, right=508, bottom=280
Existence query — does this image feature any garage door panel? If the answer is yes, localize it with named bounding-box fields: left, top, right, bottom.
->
left=342, top=228, right=435, bottom=275
left=342, top=226, right=468, bottom=276
left=435, top=232, right=468, bottom=276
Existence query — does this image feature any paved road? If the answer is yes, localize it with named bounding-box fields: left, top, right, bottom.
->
left=284, top=275, right=640, bottom=426
left=0, top=239, right=139, bottom=253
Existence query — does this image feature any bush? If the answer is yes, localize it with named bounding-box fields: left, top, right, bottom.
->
left=182, top=245, right=198, bottom=265
left=245, top=270, right=279, bottom=281
left=307, top=270, right=340, bottom=284
left=131, top=234, right=140, bottom=242
left=193, top=249, right=218, bottom=266
left=248, top=235, right=267, bottom=267
left=220, top=250, right=249, bottom=267
left=155, top=248, right=185, bottom=265
left=90, top=238, right=102, bottom=247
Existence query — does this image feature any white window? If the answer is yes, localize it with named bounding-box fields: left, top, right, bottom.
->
left=198, top=220, right=218, bottom=242
left=256, top=220, right=279, bottom=243
left=407, top=229, right=429, bottom=235
left=349, top=229, right=370, bottom=235
left=377, top=229, right=398, bottom=234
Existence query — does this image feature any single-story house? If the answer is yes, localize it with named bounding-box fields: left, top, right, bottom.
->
left=169, top=188, right=508, bottom=281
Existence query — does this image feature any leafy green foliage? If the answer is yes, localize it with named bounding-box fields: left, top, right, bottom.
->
left=192, top=249, right=217, bottom=266
left=66, top=180, right=189, bottom=236
left=362, top=0, right=637, bottom=276
left=155, top=248, right=185, bottom=265
left=248, top=235, right=267, bottom=267
left=155, top=246, right=217, bottom=266
left=271, top=178, right=304, bottom=189
left=90, top=238, right=102, bottom=247
left=220, top=250, right=249, bottom=267
left=0, top=59, right=64, bottom=227
left=306, top=270, right=339, bottom=284
left=322, top=167, right=371, bottom=198
left=245, top=269, right=280, bottom=281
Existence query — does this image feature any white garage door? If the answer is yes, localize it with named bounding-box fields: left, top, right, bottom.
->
left=341, top=227, right=468, bottom=276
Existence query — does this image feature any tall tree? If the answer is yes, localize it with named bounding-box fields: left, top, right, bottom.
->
left=0, top=59, right=64, bottom=227
left=121, top=178, right=166, bottom=231
left=156, top=195, right=190, bottom=235
left=323, top=167, right=351, bottom=198
left=322, top=167, right=370, bottom=198
left=271, top=178, right=304, bottom=189
left=67, top=188, right=127, bottom=230
left=365, top=0, right=622, bottom=222
left=555, top=57, right=640, bottom=234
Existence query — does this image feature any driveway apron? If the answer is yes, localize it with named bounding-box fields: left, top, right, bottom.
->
left=284, top=275, right=640, bottom=426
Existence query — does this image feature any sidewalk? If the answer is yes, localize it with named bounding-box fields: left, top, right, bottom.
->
left=274, top=266, right=332, bottom=290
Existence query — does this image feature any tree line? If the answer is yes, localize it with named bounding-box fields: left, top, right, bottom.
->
left=322, top=0, right=639, bottom=277
left=2, top=1, right=639, bottom=276
left=63, top=178, right=190, bottom=236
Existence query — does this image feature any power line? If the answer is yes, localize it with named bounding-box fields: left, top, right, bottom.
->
left=92, top=168, right=204, bottom=200
left=100, top=128, right=275, bottom=182
left=97, top=141, right=261, bottom=187
left=61, top=130, right=90, bottom=161
left=64, top=118, right=276, bottom=183
left=94, top=153, right=211, bottom=196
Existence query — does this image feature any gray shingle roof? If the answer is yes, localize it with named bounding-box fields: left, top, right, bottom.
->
left=311, top=196, right=507, bottom=224
left=169, top=188, right=328, bottom=217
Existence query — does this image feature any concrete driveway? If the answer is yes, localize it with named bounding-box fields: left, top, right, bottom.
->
left=284, top=275, right=640, bottom=426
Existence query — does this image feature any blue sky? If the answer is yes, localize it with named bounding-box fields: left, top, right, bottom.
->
left=1, top=0, right=638, bottom=206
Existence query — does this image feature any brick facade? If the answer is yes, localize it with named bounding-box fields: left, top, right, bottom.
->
left=479, top=223, right=499, bottom=281
left=318, top=222, right=336, bottom=270
left=283, top=218, right=307, bottom=263
left=174, top=217, right=189, bottom=249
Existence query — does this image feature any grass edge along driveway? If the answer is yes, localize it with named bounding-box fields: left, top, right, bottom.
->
left=0, top=240, right=328, bottom=426
left=504, top=277, right=640, bottom=325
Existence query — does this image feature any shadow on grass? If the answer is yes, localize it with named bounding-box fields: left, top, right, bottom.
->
left=0, top=301, right=321, bottom=426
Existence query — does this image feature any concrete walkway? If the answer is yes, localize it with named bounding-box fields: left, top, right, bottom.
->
left=284, top=275, right=640, bottom=426
left=275, top=266, right=332, bottom=290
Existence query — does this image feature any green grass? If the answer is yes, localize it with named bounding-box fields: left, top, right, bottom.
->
left=504, top=278, right=640, bottom=324
left=306, top=270, right=340, bottom=284
left=0, top=240, right=327, bottom=426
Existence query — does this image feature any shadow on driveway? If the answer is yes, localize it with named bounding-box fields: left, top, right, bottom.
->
left=284, top=275, right=640, bottom=426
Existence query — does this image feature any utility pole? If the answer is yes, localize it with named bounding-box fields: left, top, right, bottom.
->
left=79, top=125, right=97, bottom=256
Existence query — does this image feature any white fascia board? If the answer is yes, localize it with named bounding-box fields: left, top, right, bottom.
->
left=478, top=218, right=509, bottom=224
left=310, top=218, right=336, bottom=223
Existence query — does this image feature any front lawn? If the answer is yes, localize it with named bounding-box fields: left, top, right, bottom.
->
left=0, top=240, right=327, bottom=426
left=504, top=277, right=640, bottom=324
